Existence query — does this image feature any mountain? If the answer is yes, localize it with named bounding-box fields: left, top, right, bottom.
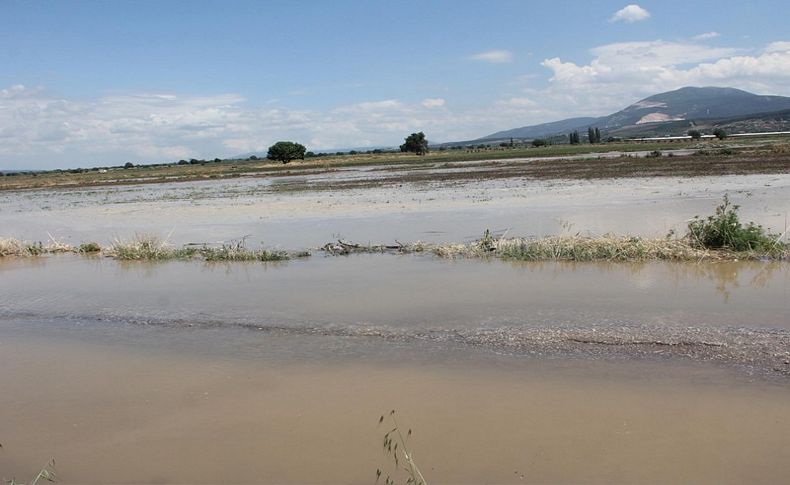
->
left=475, top=87, right=790, bottom=142
left=484, top=117, right=598, bottom=141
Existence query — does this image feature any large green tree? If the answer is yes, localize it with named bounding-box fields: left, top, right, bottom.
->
left=267, top=141, right=306, bottom=164
left=400, top=132, right=429, bottom=155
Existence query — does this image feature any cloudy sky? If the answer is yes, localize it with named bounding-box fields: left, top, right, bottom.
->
left=2, top=0, right=790, bottom=169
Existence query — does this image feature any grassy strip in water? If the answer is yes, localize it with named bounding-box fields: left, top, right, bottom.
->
left=436, top=234, right=788, bottom=262
left=0, top=236, right=78, bottom=257
left=107, top=236, right=292, bottom=262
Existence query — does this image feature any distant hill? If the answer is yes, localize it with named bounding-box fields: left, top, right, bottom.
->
left=470, top=86, right=790, bottom=143
left=484, top=117, right=598, bottom=141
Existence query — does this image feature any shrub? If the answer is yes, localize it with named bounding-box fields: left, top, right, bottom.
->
left=78, top=242, right=102, bottom=253
left=712, top=128, right=728, bottom=140
left=687, top=195, right=781, bottom=252
left=531, top=139, right=548, bottom=147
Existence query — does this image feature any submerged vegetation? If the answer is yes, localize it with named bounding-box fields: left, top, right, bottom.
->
left=1, top=198, right=787, bottom=263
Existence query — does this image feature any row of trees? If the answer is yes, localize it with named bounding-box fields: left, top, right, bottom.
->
left=568, top=127, right=601, bottom=144
left=688, top=129, right=728, bottom=140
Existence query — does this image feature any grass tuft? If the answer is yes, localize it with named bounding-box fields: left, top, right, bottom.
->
left=78, top=242, right=101, bottom=253
left=199, top=240, right=289, bottom=262
left=106, top=235, right=197, bottom=260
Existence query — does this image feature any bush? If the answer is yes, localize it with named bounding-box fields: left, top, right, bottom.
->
left=124, top=162, right=134, bottom=169
left=531, top=139, right=548, bottom=147
left=712, top=128, right=728, bottom=140
left=78, top=242, right=101, bottom=253
left=687, top=195, right=780, bottom=252
left=688, top=129, right=701, bottom=140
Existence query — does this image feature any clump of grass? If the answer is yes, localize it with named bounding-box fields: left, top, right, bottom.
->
left=106, top=235, right=197, bottom=260
left=78, top=242, right=101, bottom=253
left=0, top=237, right=74, bottom=257
left=376, top=410, right=427, bottom=485
left=199, top=239, right=289, bottom=262
left=108, top=235, right=292, bottom=262
left=687, top=194, right=786, bottom=254
left=487, top=235, right=711, bottom=262
left=0, top=238, right=31, bottom=257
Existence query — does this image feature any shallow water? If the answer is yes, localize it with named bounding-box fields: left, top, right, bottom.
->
left=2, top=172, right=789, bottom=248
left=1, top=255, right=788, bottom=378
left=1, top=255, right=788, bottom=330
left=1, top=324, right=789, bottom=484
left=2, top=169, right=790, bottom=482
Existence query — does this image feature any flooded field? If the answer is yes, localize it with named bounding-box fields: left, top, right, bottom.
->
left=2, top=168, right=790, bottom=483
left=1, top=169, right=789, bottom=249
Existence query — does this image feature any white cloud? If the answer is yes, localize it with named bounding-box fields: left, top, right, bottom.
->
left=610, top=4, right=650, bottom=23
left=536, top=40, right=790, bottom=117
left=421, top=98, right=446, bottom=108
left=693, top=31, right=721, bottom=41
left=5, top=40, right=790, bottom=168
left=0, top=87, right=475, bottom=168
left=469, top=50, right=513, bottom=63
left=496, top=97, right=536, bottom=107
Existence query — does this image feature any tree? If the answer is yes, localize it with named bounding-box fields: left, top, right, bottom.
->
left=688, top=129, right=702, bottom=140
left=124, top=162, right=134, bottom=169
left=712, top=128, right=728, bottom=140
left=400, top=132, right=428, bottom=155
left=532, top=138, right=548, bottom=147
left=587, top=127, right=601, bottom=144
left=569, top=130, right=580, bottom=145
left=267, top=141, right=306, bottom=164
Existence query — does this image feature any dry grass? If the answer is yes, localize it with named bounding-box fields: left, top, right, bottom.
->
left=106, top=235, right=197, bottom=260
left=432, top=233, right=788, bottom=262
left=106, top=235, right=292, bottom=262
left=0, top=236, right=75, bottom=257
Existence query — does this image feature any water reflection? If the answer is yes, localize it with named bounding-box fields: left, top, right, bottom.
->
left=0, top=255, right=788, bottom=330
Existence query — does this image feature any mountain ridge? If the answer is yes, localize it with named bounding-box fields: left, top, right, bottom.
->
left=476, top=86, right=790, bottom=142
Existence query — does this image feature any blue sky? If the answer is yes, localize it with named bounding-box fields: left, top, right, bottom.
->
left=2, top=0, right=790, bottom=169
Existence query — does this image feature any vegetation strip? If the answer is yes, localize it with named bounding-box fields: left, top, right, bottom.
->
left=2, top=198, right=787, bottom=262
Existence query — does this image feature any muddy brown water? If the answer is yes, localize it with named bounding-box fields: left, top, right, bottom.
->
left=1, top=324, right=789, bottom=484
left=1, top=255, right=790, bottom=482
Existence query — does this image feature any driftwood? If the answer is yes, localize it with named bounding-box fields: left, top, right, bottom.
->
left=320, top=239, right=422, bottom=255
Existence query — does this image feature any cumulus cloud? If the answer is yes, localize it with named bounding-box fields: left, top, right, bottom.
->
left=0, top=87, right=477, bottom=168
left=535, top=40, right=790, bottom=116
left=421, top=98, right=446, bottom=108
left=610, top=4, right=650, bottom=23
left=5, top=39, right=790, bottom=168
left=469, top=50, right=513, bottom=63
left=693, top=31, right=721, bottom=41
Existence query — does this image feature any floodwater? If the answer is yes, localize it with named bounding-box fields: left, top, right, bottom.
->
left=1, top=255, right=789, bottom=481
left=2, top=168, right=790, bottom=483
left=1, top=172, right=789, bottom=249
left=1, top=312, right=790, bottom=484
